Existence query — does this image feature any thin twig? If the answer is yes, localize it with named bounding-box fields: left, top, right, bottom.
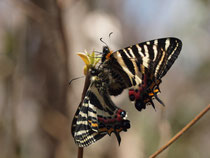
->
left=149, top=104, right=210, bottom=158
left=78, top=147, right=84, bottom=158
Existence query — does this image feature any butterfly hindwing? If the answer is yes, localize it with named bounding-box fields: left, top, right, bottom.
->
left=71, top=74, right=130, bottom=147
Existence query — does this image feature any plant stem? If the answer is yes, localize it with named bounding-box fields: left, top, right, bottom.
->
left=149, top=104, right=210, bottom=158
left=78, top=147, right=83, bottom=158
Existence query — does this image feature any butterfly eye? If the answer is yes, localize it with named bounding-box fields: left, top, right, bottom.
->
left=103, top=46, right=110, bottom=55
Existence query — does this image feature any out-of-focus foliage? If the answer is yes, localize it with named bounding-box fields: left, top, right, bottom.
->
left=0, top=0, right=209, bottom=158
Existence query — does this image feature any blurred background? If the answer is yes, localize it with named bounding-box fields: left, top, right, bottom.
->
left=0, top=0, right=210, bottom=158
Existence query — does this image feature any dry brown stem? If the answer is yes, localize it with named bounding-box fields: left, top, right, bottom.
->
left=149, top=104, right=210, bottom=158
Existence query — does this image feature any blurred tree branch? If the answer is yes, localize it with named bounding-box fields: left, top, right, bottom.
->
left=12, top=0, right=71, bottom=157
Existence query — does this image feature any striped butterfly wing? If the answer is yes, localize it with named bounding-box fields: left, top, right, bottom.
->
left=71, top=74, right=130, bottom=147
left=103, top=37, right=182, bottom=110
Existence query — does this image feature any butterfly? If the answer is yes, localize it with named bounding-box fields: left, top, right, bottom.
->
left=71, top=37, right=182, bottom=147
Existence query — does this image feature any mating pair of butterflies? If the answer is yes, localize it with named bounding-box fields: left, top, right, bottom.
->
left=71, top=37, right=182, bottom=147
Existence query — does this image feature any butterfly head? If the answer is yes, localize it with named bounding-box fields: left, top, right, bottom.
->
left=102, top=46, right=113, bottom=62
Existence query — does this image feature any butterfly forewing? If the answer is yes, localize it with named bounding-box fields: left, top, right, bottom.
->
left=105, top=37, right=182, bottom=94
left=124, top=38, right=181, bottom=79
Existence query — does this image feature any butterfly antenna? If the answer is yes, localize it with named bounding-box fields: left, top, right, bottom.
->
left=69, top=76, right=85, bottom=85
left=100, top=38, right=108, bottom=46
left=109, top=32, right=113, bottom=38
